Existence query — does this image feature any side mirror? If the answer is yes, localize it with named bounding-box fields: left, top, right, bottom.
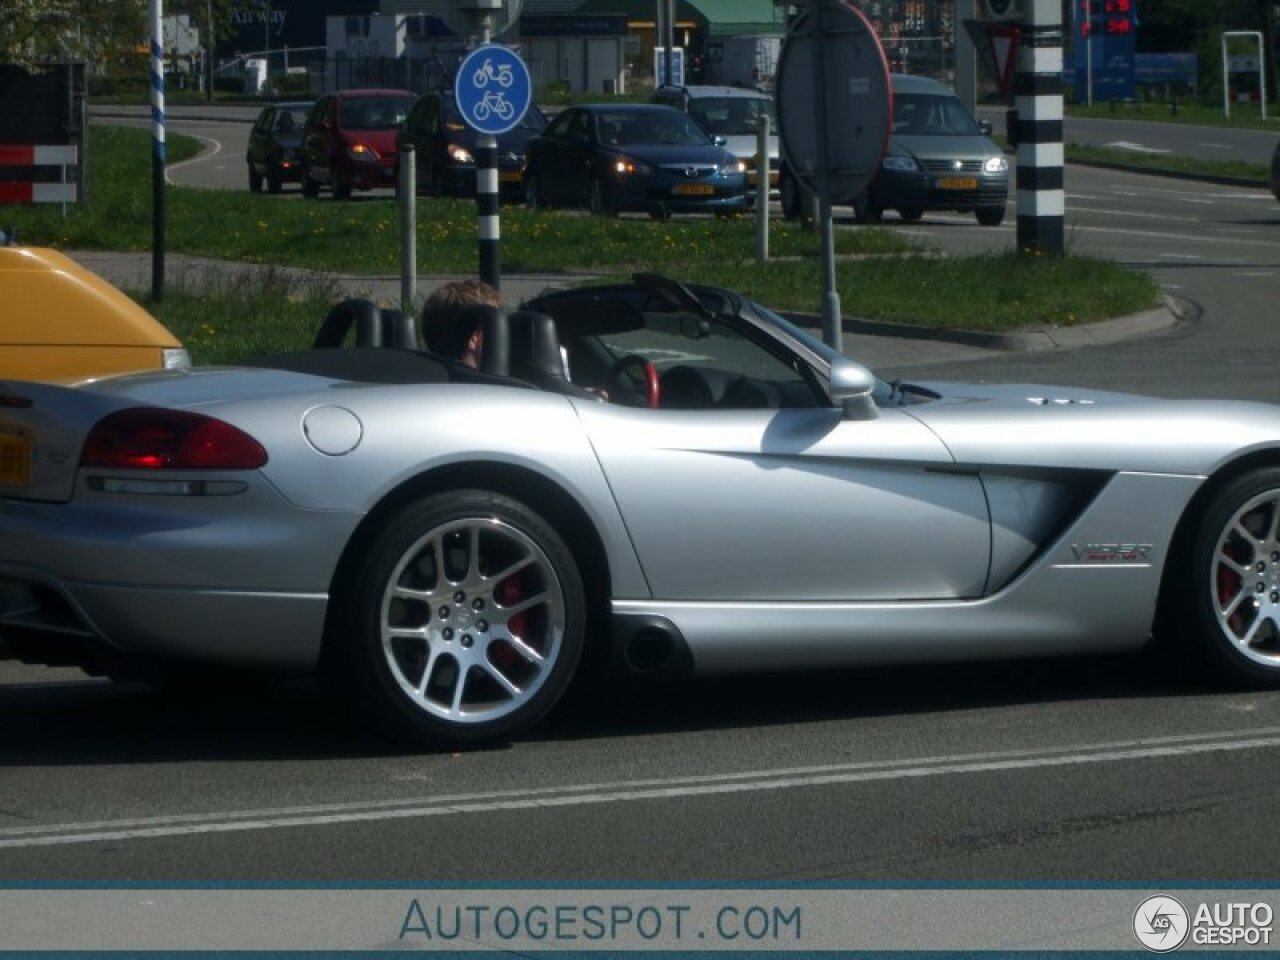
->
left=829, top=356, right=878, bottom=420
left=978, top=119, right=993, bottom=136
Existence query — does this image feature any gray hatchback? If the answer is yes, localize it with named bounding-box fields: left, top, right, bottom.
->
left=782, top=73, right=1010, bottom=226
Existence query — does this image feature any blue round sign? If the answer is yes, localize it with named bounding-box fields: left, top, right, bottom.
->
left=455, top=44, right=532, bottom=136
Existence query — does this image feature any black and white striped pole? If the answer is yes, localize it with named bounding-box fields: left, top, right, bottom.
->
left=1013, top=0, right=1064, bottom=256
left=476, top=135, right=500, bottom=289
left=150, top=0, right=167, bottom=299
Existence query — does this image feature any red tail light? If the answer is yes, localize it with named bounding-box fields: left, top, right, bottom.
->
left=81, top=408, right=269, bottom=470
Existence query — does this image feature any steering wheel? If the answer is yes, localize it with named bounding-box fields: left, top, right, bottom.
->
left=605, top=354, right=661, bottom=409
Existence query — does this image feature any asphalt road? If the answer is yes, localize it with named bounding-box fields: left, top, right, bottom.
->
left=4, top=112, right=1280, bottom=888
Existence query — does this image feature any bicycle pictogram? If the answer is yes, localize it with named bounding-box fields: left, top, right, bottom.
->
left=473, top=90, right=514, bottom=122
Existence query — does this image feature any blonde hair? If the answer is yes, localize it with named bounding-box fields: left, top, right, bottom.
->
left=422, top=279, right=504, bottom=355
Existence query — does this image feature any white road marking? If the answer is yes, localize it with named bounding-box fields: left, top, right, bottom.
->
left=1234, top=271, right=1276, bottom=278
left=165, top=132, right=222, bottom=184
left=1103, top=141, right=1172, bottom=155
left=1196, top=143, right=1232, bottom=150
left=1157, top=252, right=1204, bottom=260
left=2, top=728, right=1280, bottom=850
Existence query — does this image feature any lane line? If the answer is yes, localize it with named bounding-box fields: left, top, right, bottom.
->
left=165, top=132, right=222, bottom=185
left=3, top=728, right=1280, bottom=850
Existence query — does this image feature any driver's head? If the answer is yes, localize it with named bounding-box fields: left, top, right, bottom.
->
left=422, top=279, right=504, bottom=369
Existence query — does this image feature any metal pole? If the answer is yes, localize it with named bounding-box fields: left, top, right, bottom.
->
left=664, top=0, right=675, bottom=87
left=399, top=142, right=417, bottom=313
left=1085, top=1, right=1093, bottom=106
left=205, top=0, right=213, bottom=100
left=754, top=113, right=769, bottom=263
left=809, top=0, right=840, bottom=351
left=150, top=0, right=166, bottom=300
left=476, top=15, right=500, bottom=289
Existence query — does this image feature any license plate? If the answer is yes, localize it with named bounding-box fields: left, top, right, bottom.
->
left=0, top=431, right=31, bottom=486
left=937, top=177, right=978, bottom=190
left=673, top=183, right=715, bottom=196
left=499, top=170, right=523, bottom=183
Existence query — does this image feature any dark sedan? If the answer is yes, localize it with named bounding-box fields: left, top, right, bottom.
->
left=246, top=100, right=312, bottom=193
left=397, top=90, right=547, bottom=198
left=525, top=104, right=748, bottom=217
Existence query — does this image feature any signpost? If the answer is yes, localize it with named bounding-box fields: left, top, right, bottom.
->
left=775, top=0, right=891, bottom=351
left=455, top=42, right=532, bottom=289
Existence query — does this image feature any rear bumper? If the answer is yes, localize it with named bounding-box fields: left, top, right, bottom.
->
left=0, top=488, right=360, bottom=672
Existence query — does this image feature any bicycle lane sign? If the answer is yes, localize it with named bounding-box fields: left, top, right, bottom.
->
left=455, top=44, right=532, bottom=136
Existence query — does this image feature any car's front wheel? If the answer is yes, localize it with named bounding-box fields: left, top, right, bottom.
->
left=1179, top=467, right=1280, bottom=687
left=588, top=177, right=616, bottom=217
left=525, top=171, right=543, bottom=210
left=333, top=490, right=586, bottom=747
left=976, top=206, right=1006, bottom=227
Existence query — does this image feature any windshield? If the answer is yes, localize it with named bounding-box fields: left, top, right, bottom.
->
left=596, top=110, right=711, bottom=147
left=891, top=93, right=982, bottom=136
left=688, top=96, right=776, bottom=137
left=340, top=96, right=414, bottom=131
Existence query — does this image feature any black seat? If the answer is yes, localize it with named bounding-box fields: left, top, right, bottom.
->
left=507, top=310, right=595, bottom=398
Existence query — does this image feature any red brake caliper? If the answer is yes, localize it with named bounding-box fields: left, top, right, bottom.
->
left=493, top=576, right=526, bottom=670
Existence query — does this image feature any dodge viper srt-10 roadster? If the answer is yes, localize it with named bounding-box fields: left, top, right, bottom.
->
left=2, top=274, right=1280, bottom=746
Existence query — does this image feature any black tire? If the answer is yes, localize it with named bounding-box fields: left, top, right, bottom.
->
left=588, top=177, right=616, bottom=217
left=247, top=162, right=263, bottom=193
left=1176, top=467, right=1280, bottom=688
left=330, top=490, right=586, bottom=747
left=301, top=166, right=319, bottom=199
left=525, top=172, right=543, bottom=210
left=976, top=206, right=1006, bottom=227
left=266, top=167, right=283, bottom=194
left=779, top=171, right=803, bottom=221
left=332, top=173, right=351, bottom=201
left=897, top=206, right=924, bottom=223
left=852, top=192, right=883, bottom=224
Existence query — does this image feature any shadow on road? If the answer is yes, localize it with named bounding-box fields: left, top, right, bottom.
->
left=0, top=648, right=1204, bottom=766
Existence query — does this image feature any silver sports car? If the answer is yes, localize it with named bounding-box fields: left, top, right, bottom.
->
left=3, top=274, right=1280, bottom=746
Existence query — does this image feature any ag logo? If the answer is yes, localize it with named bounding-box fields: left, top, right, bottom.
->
left=1133, top=896, right=1190, bottom=953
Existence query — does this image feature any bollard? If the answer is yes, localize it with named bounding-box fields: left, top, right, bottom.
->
left=398, top=141, right=417, bottom=317
left=755, top=113, right=769, bottom=263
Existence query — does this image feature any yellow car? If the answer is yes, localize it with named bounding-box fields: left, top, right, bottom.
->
left=0, top=246, right=189, bottom=381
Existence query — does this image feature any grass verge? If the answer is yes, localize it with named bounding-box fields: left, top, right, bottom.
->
left=3, top=126, right=916, bottom=273
left=1066, top=143, right=1269, bottom=183
left=645, top=253, right=1160, bottom=331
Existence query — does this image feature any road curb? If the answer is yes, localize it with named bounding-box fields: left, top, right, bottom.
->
left=784, top=293, right=1188, bottom=353
left=1066, top=158, right=1268, bottom=190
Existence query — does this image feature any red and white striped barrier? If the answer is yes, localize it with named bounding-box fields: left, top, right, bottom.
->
left=0, top=143, right=79, bottom=204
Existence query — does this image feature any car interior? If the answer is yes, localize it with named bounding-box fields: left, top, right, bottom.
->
left=254, top=277, right=827, bottom=412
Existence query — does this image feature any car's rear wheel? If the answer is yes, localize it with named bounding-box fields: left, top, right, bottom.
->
left=897, top=206, right=924, bottom=223
left=976, top=207, right=1006, bottom=227
left=1179, top=467, right=1280, bottom=687
left=334, top=490, right=585, bottom=747
left=247, top=162, right=263, bottom=193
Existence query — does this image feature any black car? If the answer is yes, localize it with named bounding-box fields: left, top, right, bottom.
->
left=524, top=104, right=748, bottom=218
left=246, top=101, right=313, bottom=193
left=397, top=90, right=548, bottom=198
